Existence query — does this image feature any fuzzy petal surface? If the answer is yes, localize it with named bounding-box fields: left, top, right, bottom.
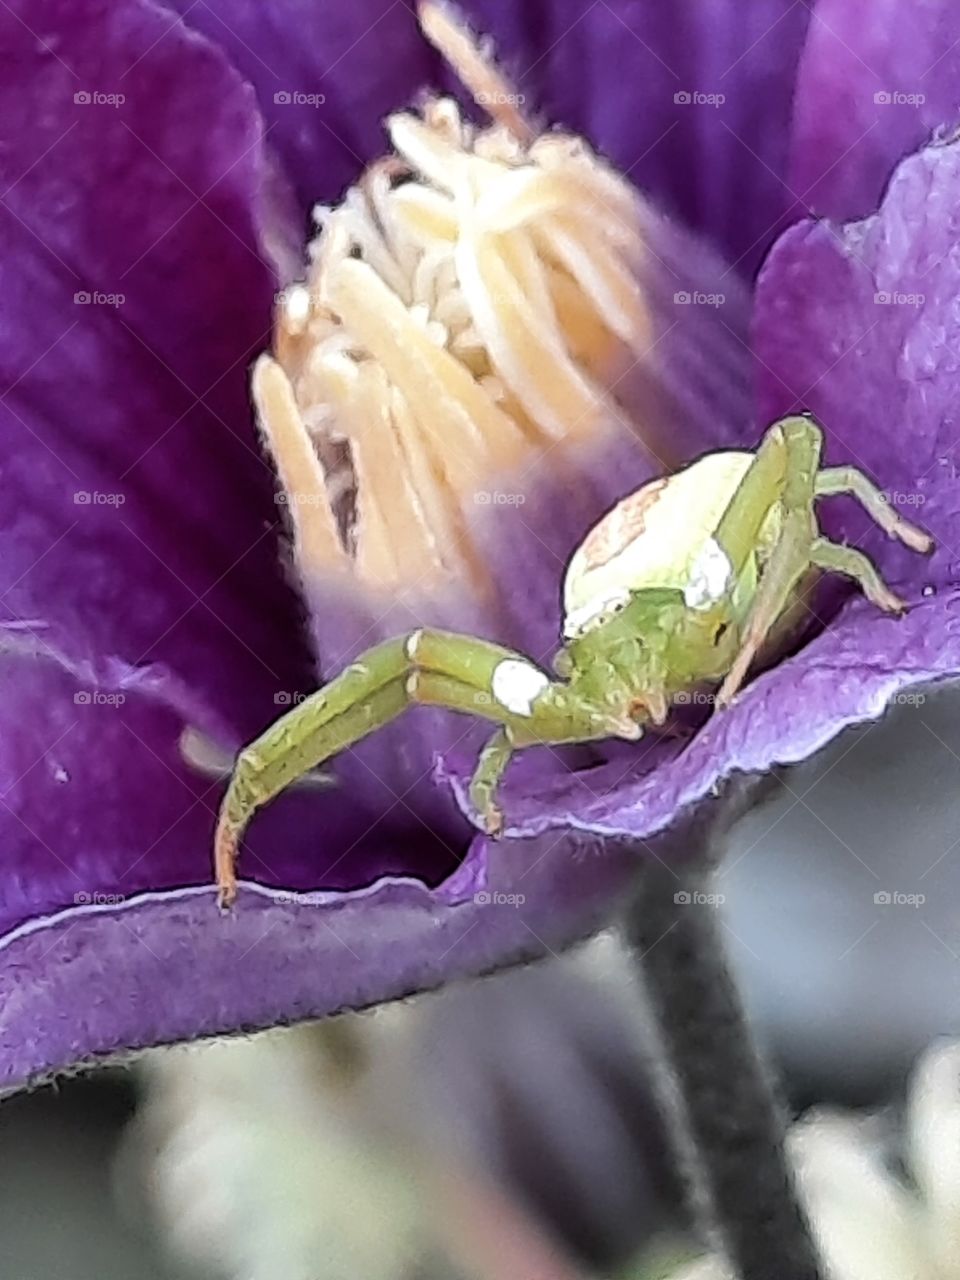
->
left=791, top=0, right=960, bottom=221
left=0, top=0, right=313, bottom=742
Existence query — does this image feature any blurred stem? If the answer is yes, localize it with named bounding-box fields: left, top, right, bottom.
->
left=622, top=781, right=824, bottom=1280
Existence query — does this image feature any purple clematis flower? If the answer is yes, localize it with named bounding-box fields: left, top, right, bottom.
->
left=0, top=0, right=957, bottom=1093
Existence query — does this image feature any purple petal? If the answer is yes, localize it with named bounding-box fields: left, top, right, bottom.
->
left=0, top=812, right=636, bottom=1092
left=0, top=652, right=218, bottom=932
left=0, top=0, right=313, bottom=739
left=169, top=0, right=810, bottom=274
left=755, top=135, right=960, bottom=544
left=0, top=647, right=465, bottom=939
left=791, top=0, right=960, bottom=221
left=161, top=0, right=436, bottom=218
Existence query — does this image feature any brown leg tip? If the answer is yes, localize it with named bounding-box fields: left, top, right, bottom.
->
left=214, top=817, right=240, bottom=911
left=880, top=589, right=908, bottom=614
left=483, top=806, right=504, bottom=838
left=897, top=526, right=935, bottom=555
left=216, top=880, right=238, bottom=912
left=713, top=682, right=737, bottom=713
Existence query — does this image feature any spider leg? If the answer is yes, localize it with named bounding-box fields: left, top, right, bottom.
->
left=814, top=467, right=933, bottom=553
left=466, top=727, right=514, bottom=836
left=214, top=629, right=617, bottom=906
left=714, top=418, right=822, bottom=708
left=808, top=538, right=906, bottom=612
left=713, top=417, right=933, bottom=710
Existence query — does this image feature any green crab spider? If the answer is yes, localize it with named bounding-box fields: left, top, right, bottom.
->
left=214, top=416, right=932, bottom=906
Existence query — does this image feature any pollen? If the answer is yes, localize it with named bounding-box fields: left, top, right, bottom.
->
left=254, top=1, right=653, bottom=600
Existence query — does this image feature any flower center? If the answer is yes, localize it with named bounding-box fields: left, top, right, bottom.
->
left=255, top=2, right=653, bottom=598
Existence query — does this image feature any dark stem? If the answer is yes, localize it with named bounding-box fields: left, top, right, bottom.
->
left=622, top=781, right=824, bottom=1280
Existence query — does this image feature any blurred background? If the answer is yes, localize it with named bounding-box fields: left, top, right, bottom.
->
left=4, top=683, right=960, bottom=1280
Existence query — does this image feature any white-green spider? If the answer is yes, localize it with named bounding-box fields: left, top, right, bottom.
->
left=214, top=416, right=932, bottom=906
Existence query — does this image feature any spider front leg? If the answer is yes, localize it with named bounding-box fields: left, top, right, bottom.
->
left=214, top=629, right=620, bottom=906
left=711, top=417, right=822, bottom=707
left=215, top=641, right=410, bottom=907
left=712, top=416, right=932, bottom=709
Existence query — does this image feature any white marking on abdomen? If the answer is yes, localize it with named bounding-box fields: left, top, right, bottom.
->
left=684, top=537, right=732, bottom=610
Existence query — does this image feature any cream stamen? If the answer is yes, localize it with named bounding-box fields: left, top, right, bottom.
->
left=255, top=3, right=653, bottom=597
left=417, top=1, right=534, bottom=143
left=251, top=356, right=345, bottom=574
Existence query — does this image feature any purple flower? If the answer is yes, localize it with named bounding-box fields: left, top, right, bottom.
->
left=0, top=0, right=954, bottom=1092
